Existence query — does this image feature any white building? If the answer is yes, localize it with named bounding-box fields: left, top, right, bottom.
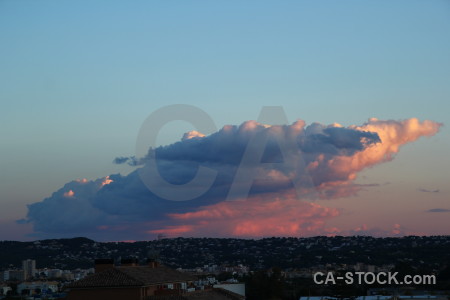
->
left=0, top=284, right=12, bottom=296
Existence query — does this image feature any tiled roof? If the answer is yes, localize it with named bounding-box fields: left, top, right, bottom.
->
left=66, top=266, right=195, bottom=289
left=66, top=268, right=143, bottom=288
left=146, top=288, right=245, bottom=300
left=119, top=266, right=195, bottom=286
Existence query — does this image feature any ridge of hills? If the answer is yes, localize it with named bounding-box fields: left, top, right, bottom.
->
left=1, top=236, right=450, bottom=271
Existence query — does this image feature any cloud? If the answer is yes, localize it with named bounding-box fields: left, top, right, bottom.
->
left=63, top=190, right=75, bottom=198
left=182, top=130, right=206, bottom=140
left=113, top=156, right=141, bottom=166
left=22, top=177, right=113, bottom=235
left=113, top=156, right=131, bottom=164
left=418, top=188, right=440, bottom=193
left=307, top=118, right=442, bottom=197
left=426, top=208, right=450, bottom=213
left=341, top=223, right=412, bottom=237
left=21, top=118, right=442, bottom=240
left=149, top=195, right=340, bottom=238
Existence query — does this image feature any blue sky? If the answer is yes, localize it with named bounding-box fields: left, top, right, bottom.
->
left=1, top=0, right=449, bottom=240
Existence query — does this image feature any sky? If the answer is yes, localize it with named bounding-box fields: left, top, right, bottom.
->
left=0, top=0, right=449, bottom=241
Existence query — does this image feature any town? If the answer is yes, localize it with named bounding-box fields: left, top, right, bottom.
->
left=1, top=236, right=450, bottom=299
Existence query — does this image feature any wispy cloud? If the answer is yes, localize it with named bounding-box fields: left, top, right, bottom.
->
left=418, top=188, right=440, bottom=193
left=426, top=208, right=450, bottom=213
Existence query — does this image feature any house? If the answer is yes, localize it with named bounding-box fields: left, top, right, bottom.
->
left=17, top=281, right=59, bottom=296
left=65, top=259, right=196, bottom=300
left=0, top=284, right=12, bottom=296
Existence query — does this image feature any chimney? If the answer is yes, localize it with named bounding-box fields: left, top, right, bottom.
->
left=94, top=259, right=114, bottom=273
left=121, top=258, right=138, bottom=267
left=147, top=258, right=159, bottom=268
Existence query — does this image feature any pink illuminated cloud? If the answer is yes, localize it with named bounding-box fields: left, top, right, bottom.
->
left=307, top=118, right=442, bottom=197
left=63, top=190, right=75, bottom=198
left=149, top=195, right=340, bottom=238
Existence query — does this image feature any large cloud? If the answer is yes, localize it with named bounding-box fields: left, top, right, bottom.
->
left=21, top=118, right=441, bottom=240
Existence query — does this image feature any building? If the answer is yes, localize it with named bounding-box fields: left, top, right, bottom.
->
left=65, top=259, right=196, bottom=300
left=0, top=284, right=12, bottom=296
left=47, top=269, right=63, bottom=279
left=22, top=259, right=36, bottom=280
left=213, top=283, right=245, bottom=297
left=3, top=269, right=25, bottom=281
left=17, top=281, right=59, bottom=296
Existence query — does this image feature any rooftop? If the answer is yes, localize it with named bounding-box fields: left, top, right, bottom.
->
left=67, top=265, right=195, bottom=288
left=146, top=288, right=244, bottom=300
